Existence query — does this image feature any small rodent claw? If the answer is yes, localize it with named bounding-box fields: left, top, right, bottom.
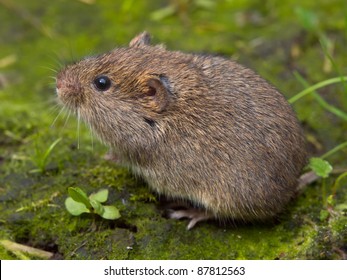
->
left=186, top=216, right=207, bottom=230
left=168, top=209, right=212, bottom=230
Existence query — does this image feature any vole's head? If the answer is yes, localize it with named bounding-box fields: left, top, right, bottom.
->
left=56, top=32, right=175, bottom=151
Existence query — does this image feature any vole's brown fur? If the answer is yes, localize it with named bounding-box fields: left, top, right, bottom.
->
left=56, top=32, right=307, bottom=229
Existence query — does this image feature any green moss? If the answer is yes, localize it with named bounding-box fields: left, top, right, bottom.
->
left=57, top=229, right=134, bottom=260
left=85, top=164, right=135, bottom=191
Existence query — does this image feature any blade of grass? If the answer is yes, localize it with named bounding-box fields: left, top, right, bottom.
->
left=293, top=72, right=347, bottom=121
left=320, top=141, right=347, bottom=160
left=319, top=37, right=347, bottom=95
left=332, top=171, right=347, bottom=195
left=41, top=138, right=62, bottom=170
left=289, top=76, right=347, bottom=104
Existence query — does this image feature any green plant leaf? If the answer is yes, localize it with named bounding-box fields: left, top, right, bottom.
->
left=68, top=187, right=92, bottom=208
left=319, top=209, right=330, bottom=221
left=326, top=194, right=335, bottom=206
left=335, top=203, right=347, bottom=211
left=308, top=157, right=333, bottom=178
left=89, top=189, right=108, bottom=203
left=90, top=199, right=104, bottom=216
left=150, top=5, right=176, bottom=21
left=65, top=197, right=90, bottom=216
left=41, top=138, right=62, bottom=169
left=294, top=7, right=319, bottom=32
left=66, top=187, right=120, bottom=220
left=195, top=0, right=215, bottom=9
left=100, top=205, right=121, bottom=220
left=30, top=137, right=62, bottom=173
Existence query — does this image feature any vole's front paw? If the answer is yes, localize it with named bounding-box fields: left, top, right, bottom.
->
left=168, top=208, right=212, bottom=230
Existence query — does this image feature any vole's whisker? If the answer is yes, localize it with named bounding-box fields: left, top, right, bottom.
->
left=63, top=109, right=71, bottom=130
left=77, top=109, right=81, bottom=150
left=40, top=65, right=58, bottom=74
left=51, top=106, right=65, bottom=128
left=47, top=104, right=59, bottom=115
left=48, top=52, right=64, bottom=69
left=49, top=75, right=57, bottom=82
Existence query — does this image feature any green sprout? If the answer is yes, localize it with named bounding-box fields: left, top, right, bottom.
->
left=30, top=137, right=62, bottom=173
left=308, top=157, right=333, bottom=208
left=308, top=157, right=333, bottom=179
left=65, top=187, right=120, bottom=220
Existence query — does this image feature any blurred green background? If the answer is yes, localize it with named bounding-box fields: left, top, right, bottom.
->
left=0, top=0, right=346, bottom=259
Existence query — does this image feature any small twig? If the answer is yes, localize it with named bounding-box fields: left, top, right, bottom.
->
left=0, top=239, right=54, bottom=259
left=297, top=170, right=319, bottom=191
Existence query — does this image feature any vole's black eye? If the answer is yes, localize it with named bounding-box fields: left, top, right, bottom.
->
left=93, top=75, right=111, bottom=91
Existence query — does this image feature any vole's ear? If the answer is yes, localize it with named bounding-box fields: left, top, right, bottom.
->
left=129, top=31, right=151, bottom=47
left=140, top=75, right=172, bottom=113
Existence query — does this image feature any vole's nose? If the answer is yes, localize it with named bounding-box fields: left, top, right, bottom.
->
left=56, top=78, right=62, bottom=90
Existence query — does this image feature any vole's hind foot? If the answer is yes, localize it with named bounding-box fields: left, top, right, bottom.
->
left=168, top=208, right=213, bottom=230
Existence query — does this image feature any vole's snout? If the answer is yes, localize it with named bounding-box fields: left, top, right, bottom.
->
left=55, top=68, right=66, bottom=89
left=56, top=77, right=62, bottom=90
left=56, top=70, right=85, bottom=110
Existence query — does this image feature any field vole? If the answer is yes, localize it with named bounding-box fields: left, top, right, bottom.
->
left=56, top=32, right=307, bottom=229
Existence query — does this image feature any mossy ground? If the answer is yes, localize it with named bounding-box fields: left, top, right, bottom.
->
left=0, top=0, right=346, bottom=259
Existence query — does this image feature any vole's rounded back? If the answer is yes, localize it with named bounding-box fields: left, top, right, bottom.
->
left=57, top=32, right=307, bottom=226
